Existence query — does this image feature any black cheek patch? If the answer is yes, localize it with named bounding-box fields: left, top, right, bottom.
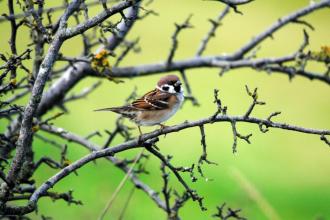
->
left=174, top=85, right=181, bottom=92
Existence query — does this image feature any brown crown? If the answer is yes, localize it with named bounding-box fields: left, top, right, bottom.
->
left=157, top=75, right=180, bottom=86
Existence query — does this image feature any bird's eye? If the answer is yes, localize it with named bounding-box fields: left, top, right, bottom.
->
left=162, top=86, right=169, bottom=91
left=174, top=85, right=181, bottom=93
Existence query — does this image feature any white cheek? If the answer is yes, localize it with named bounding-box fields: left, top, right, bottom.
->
left=168, top=86, right=176, bottom=94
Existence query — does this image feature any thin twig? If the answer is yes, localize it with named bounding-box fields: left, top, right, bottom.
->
left=167, top=15, right=193, bottom=65
left=196, top=6, right=230, bottom=56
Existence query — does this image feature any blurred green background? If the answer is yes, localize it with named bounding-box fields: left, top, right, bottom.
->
left=1, top=0, right=330, bottom=219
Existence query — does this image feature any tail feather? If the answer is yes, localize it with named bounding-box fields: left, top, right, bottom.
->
left=94, top=106, right=136, bottom=117
left=94, top=107, right=116, bottom=112
left=94, top=107, right=126, bottom=114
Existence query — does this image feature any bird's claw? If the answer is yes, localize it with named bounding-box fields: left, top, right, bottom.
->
left=159, top=124, right=169, bottom=137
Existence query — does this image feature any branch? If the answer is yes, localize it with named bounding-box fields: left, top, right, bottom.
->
left=197, top=125, right=217, bottom=178
left=231, top=0, right=330, bottom=58
left=0, top=0, right=114, bottom=23
left=6, top=0, right=83, bottom=186
left=320, top=134, right=330, bottom=147
left=114, top=38, right=140, bottom=67
left=39, top=124, right=166, bottom=211
left=213, top=203, right=246, bottom=220
left=34, top=157, right=61, bottom=171
left=2, top=108, right=326, bottom=215
left=196, top=6, right=230, bottom=57
left=167, top=14, right=193, bottom=65
left=106, top=53, right=330, bottom=84
left=180, top=69, right=199, bottom=106
left=243, top=85, right=265, bottom=118
left=204, top=0, right=254, bottom=15
left=37, top=4, right=140, bottom=116
left=63, top=81, right=102, bottom=103
left=230, top=121, right=252, bottom=153
left=145, top=145, right=207, bottom=211
left=63, top=1, right=141, bottom=39
left=216, top=0, right=254, bottom=5
left=160, top=161, right=171, bottom=215
left=7, top=0, right=18, bottom=81
left=8, top=190, right=82, bottom=206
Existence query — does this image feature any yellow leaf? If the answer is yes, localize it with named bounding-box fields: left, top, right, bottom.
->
left=32, top=125, right=39, bottom=132
left=321, top=46, right=330, bottom=56
left=10, top=78, right=17, bottom=86
left=62, top=159, right=71, bottom=167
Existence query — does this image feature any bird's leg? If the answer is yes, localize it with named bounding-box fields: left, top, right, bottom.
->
left=137, top=126, right=143, bottom=144
left=138, top=126, right=142, bottom=136
left=159, top=123, right=168, bottom=130
left=158, top=123, right=169, bottom=137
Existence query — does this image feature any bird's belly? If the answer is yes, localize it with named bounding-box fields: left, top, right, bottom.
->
left=136, top=109, right=173, bottom=126
left=136, top=103, right=181, bottom=126
left=135, top=93, right=183, bottom=126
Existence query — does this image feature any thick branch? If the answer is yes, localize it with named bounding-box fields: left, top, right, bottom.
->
left=37, top=4, right=140, bottom=116
left=106, top=54, right=330, bottom=84
left=63, top=1, right=141, bottom=39
left=6, top=0, right=83, bottom=186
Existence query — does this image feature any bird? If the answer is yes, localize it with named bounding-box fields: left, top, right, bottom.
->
left=95, top=75, right=184, bottom=136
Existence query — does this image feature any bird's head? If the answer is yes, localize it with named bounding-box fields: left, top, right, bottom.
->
left=156, top=75, right=183, bottom=94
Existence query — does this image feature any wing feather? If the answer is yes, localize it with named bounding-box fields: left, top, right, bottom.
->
left=131, top=89, right=171, bottom=110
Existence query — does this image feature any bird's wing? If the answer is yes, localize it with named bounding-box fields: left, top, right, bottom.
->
left=131, top=89, right=172, bottom=110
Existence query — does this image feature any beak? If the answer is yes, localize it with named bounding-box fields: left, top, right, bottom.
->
left=174, top=81, right=182, bottom=87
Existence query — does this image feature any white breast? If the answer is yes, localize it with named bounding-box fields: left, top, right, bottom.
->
left=164, top=92, right=184, bottom=121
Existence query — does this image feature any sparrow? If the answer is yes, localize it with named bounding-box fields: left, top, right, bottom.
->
left=95, top=75, right=184, bottom=135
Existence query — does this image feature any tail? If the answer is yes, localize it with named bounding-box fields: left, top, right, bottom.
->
left=94, top=106, right=136, bottom=120
left=94, top=107, right=117, bottom=112
left=94, top=106, right=127, bottom=114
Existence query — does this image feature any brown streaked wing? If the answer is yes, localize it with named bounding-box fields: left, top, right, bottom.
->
left=131, top=89, right=172, bottom=110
